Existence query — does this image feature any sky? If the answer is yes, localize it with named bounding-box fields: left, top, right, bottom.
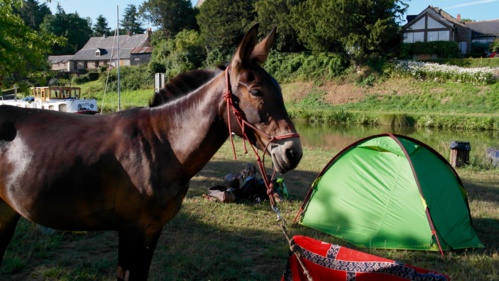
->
left=46, top=0, right=499, bottom=29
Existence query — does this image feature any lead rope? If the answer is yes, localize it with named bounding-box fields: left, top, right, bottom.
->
left=279, top=218, right=313, bottom=281
left=223, top=67, right=312, bottom=280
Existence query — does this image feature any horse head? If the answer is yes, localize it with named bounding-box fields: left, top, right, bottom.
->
left=224, top=24, right=302, bottom=174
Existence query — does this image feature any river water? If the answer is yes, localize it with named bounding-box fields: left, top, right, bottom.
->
left=294, top=122, right=499, bottom=165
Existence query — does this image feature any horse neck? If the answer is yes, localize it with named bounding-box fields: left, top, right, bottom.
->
left=149, top=73, right=229, bottom=175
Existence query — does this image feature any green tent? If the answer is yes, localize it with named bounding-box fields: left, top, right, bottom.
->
left=295, top=134, right=484, bottom=253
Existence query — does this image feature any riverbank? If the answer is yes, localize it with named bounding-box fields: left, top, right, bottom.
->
left=281, top=77, right=499, bottom=130
left=82, top=74, right=499, bottom=131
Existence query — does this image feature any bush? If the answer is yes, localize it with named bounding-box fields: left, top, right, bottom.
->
left=76, top=69, right=88, bottom=75
left=400, top=41, right=461, bottom=59
left=149, top=62, right=166, bottom=74
left=148, top=30, right=207, bottom=79
left=98, top=65, right=153, bottom=91
left=164, top=52, right=197, bottom=79
left=73, top=75, right=89, bottom=84
left=264, top=52, right=348, bottom=82
left=87, top=72, right=99, bottom=81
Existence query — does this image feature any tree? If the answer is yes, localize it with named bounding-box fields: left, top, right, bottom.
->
left=40, top=4, right=93, bottom=55
left=12, top=0, right=52, bottom=30
left=0, top=0, right=63, bottom=87
left=197, top=0, right=256, bottom=54
left=140, top=0, right=197, bottom=39
left=149, top=30, right=205, bottom=77
left=93, top=15, right=111, bottom=36
left=120, top=4, right=144, bottom=35
left=290, top=0, right=408, bottom=66
left=254, top=0, right=304, bottom=52
left=290, top=0, right=343, bottom=52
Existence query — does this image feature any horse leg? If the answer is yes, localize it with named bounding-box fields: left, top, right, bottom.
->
left=0, top=199, right=20, bottom=265
left=116, top=227, right=163, bottom=281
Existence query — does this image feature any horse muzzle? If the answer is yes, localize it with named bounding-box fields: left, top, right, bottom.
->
left=269, top=137, right=303, bottom=174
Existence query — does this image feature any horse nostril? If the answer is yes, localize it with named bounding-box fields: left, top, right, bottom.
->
left=285, top=146, right=303, bottom=163
left=286, top=148, right=295, bottom=160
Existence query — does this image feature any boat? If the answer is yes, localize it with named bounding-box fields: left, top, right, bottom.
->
left=0, top=86, right=98, bottom=115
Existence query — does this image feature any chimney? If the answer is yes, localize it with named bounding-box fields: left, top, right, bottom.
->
left=457, top=13, right=461, bottom=21
left=146, top=28, right=152, bottom=39
left=127, top=30, right=132, bottom=36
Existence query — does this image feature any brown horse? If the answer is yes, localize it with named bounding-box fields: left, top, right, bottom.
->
left=0, top=24, right=302, bottom=280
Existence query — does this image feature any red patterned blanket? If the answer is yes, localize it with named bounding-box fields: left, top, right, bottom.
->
left=282, top=236, right=449, bottom=281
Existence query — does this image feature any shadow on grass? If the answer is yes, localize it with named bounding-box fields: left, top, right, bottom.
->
left=0, top=160, right=320, bottom=281
left=463, top=178, right=499, bottom=204
left=187, top=159, right=320, bottom=200
left=473, top=217, right=499, bottom=253
left=0, top=160, right=496, bottom=281
left=0, top=204, right=316, bottom=281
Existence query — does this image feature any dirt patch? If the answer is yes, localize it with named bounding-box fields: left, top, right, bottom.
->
left=281, top=82, right=315, bottom=103
left=323, top=82, right=367, bottom=104
left=281, top=78, right=418, bottom=106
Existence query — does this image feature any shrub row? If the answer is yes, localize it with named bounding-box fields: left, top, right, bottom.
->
left=287, top=108, right=499, bottom=131
left=73, top=71, right=100, bottom=84
left=400, top=41, right=461, bottom=59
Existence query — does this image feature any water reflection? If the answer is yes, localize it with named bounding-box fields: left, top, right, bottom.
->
left=295, top=121, right=499, bottom=162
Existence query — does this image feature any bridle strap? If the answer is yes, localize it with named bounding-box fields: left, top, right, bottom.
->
left=223, top=66, right=300, bottom=208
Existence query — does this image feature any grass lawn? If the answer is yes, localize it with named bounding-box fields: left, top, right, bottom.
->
left=0, top=140, right=497, bottom=280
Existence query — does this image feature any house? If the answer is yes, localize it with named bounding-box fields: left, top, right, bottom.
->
left=402, top=6, right=499, bottom=55
left=466, top=20, right=499, bottom=51
left=130, top=46, right=153, bottom=66
left=70, top=28, right=153, bottom=71
left=48, top=55, right=75, bottom=72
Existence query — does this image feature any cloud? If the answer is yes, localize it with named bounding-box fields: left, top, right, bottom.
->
left=445, top=0, right=498, bottom=10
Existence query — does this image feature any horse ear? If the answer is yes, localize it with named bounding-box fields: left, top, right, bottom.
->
left=250, top=26, right=276, bottom=64
left=232, top=23, right=259, bottom=68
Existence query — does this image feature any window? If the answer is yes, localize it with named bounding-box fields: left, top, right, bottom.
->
left=404, top=13, right=453, bottom=44
left=403, top=33, right=412, bottom=43
left=428, top=31, right=450, bottom=42
left=403, top=32, right=424, bottom=43
left=409, top=18, right=425, bottom=30
left=428, top=31, right=438, bottom=42
left=472, top=37, right=494, bottom=45
left=438, top=30, right=450, bottom=41
left=428, top=17, right=445, bottom=29
left=414, top=32, right=424, bottom=42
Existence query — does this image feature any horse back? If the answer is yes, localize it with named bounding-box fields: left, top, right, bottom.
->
left=0, top=106, right=177, bottom=230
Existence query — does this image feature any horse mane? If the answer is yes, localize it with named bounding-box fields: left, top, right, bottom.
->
left=149, top=67, right=225, bottom=107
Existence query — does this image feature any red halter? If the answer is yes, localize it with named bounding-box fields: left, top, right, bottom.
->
left=223, top=66, right=300, bottom=209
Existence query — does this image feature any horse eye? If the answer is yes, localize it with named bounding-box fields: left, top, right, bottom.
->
left=249, top=89, right=262, bottom=96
